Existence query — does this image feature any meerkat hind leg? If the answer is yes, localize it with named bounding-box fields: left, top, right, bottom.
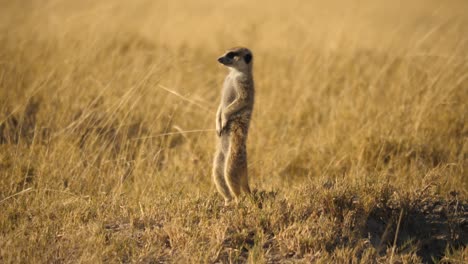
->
left=212, top=149, right=232, bottom=205
left=224, top=153, right=242, bottom=203
left=224, top=131, right=248, bottom=202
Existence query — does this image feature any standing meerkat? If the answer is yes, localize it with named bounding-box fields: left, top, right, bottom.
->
left=213, top=47, right=254, bottom=205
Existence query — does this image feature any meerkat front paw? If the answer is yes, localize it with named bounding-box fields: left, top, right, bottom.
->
left=221, top=114, right=229, bottom=132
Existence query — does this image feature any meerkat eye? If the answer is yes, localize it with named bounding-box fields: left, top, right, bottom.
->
left=226, top=52, right=237, bottom=59
left=244, top=53, right=252, bottom=64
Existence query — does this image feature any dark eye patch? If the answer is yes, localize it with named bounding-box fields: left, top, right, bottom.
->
left=226, top=52, right=238, bottom=59
left=244, top=53, right=252, bottom=64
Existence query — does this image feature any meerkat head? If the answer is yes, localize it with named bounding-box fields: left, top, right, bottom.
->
left=217, top=47, right=253, bottom=73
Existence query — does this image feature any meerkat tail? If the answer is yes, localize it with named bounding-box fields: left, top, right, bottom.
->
left=240, top=170, right=251, bottom=194
left=239, top=146, right=251, bottom=195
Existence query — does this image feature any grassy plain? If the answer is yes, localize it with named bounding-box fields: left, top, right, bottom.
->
left=0, top=0, right=467, bottom=262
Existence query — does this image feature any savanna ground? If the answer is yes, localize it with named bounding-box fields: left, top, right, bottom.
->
left=0, top=0, right=467, bottom=263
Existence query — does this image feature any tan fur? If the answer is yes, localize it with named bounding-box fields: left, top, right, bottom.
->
left=213, top=47, right=254, bottom=205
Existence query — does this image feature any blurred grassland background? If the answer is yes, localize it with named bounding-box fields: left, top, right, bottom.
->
left=0, top=0, right=467, bottom=263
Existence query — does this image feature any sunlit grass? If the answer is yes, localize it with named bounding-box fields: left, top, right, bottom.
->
left=0, top=0, right=467, bottom=262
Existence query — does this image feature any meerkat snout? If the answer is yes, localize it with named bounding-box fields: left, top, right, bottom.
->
left=217, top=52, right=236, bottom=65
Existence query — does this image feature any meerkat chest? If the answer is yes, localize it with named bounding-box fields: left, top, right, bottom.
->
left=221, top=75, right=239, bottom=105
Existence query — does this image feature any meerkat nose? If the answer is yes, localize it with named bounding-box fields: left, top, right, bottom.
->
left=217, top=57, right=224, bottom=63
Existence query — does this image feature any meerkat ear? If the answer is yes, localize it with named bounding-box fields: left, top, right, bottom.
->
left=244, top=53, right=252, bottom=64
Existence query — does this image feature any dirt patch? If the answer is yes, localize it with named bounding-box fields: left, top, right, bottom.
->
left=364, top=193, right=467, bottom=262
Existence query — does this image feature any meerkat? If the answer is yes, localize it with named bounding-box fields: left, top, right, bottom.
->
left=213, top=47, right=254, bottom=205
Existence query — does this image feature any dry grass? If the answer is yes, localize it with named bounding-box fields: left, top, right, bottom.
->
left=1, top=0, right=467, bottom=263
